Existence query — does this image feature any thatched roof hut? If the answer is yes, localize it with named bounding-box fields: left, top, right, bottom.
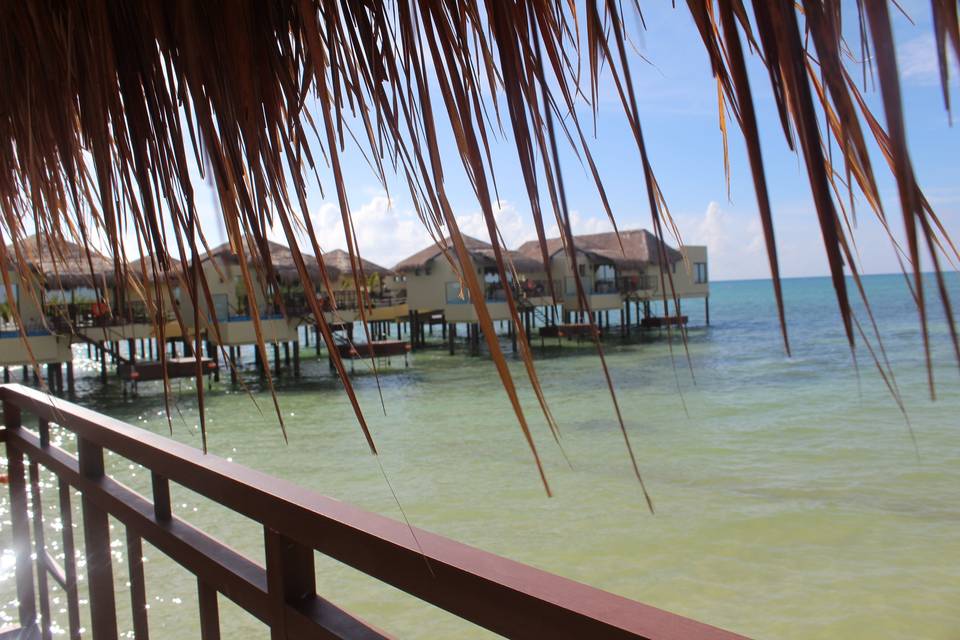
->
left=198, top=240, right=339, bottom=286
left=322, top=249, right=393, bottom=280
left=128, top=255, right=182, bottom=282
left=7, top=234, right=116, bottom=289
left=394, top=235, right=543, bottom=275
left=516, top=229, right=684, bottom=271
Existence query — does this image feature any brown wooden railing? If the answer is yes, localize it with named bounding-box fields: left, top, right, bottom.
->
left=1, top=383, right=747, bottom=640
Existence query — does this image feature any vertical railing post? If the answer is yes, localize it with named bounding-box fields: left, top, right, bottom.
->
left=29, top=460, right=53, bottom=640
left=264, top=528, right=316, bottom=640
left=32, top=418, right=52, bottom=640
left=58, top=479, right=82, bottom=640
left=197, top=579, right=221, bottom=640
left=4, top=400, right=36, bottom=630
left=126, top=529, right=150, bottom=639
left=77, top=436, right=119, bottom=640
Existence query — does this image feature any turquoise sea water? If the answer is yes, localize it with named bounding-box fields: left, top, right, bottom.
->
left=1, top=273, right=958, bottom=638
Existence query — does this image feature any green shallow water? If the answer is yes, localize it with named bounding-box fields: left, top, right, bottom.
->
left=1, top=274, right=958, bottom=638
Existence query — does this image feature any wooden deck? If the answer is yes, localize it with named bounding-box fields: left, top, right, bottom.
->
left=117, top=356, right=218, bottom=381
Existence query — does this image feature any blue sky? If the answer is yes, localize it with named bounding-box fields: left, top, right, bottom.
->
left=159, top=2, right=960, bottom=281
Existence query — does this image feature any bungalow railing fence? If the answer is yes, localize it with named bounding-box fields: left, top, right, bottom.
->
left=1, top=383, right=746, bottom=640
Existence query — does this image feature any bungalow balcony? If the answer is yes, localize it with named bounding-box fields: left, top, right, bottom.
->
left=0, top=319, right=72, bottom=366
left=44, top=301, right=158, bottom=342
left=560, top=275, right=622, bottom=311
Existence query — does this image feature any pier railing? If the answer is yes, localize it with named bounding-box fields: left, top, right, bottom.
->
left=1, top=383, right=746, bottom=640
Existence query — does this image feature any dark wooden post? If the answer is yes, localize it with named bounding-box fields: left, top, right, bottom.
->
left=264, top=529, right=316, bottom=640
left=293, top=341, right=300, bottom=377
left=448, top=323, right=456, bottom=355
left=58, top=479, right=82, bottom=639
left=126, top=529, right=150, bottom=640
left=229, top=347, right=238, bottom=386
left=66, top=361, right=75, bottom=393
left=5, top=401, right=36, bottom=630
left=77, top=437, right=119, bottom=640
left=705, top=296, right=710, bottom=325
left=197, top=579, right=221, bottom=640
left=100, top=345, right=108, bottom=384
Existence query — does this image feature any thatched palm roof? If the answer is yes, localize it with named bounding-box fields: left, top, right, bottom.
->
left=394, top=235, right=543, bottom=274
left=323, top=249, right=393, bottom=280
left=199, top=240, right=339, bottom=286
left=517, top=229, right=684, bottom=271
left=7, top=234, right=116, bottom=289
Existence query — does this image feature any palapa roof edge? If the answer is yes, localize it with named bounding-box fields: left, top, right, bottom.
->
left=516, top=229, right=686, bottom=270
left=393, top=235, right=544, bottom=274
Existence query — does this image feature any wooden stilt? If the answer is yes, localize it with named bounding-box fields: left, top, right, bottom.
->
left=293, top=341, right=300, bottom=377
left=229, top=347, right=238, bottom=385
left=67, top=361, right=75, bottom=393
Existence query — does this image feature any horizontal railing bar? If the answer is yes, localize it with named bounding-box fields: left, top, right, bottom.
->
left=43, top=552, right=67, bottom=591
left=1, top=384, right=746, bottom=640
left=5, top=425, right=386, bottom=640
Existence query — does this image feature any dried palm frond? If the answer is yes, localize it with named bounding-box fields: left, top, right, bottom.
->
left=0, top=1, right=956, bottom=499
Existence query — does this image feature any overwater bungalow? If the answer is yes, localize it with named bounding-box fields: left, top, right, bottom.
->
left=0, top=264, right=72, bottom=380
left=394, top=235, right=544, bottom=324
left=187, top=240, right=338, bottom=348
left=321, top=249, right=408, bottom=324
left=517, top=229, right=709, bottom=323
left=10, top=235, right=163, bottom=349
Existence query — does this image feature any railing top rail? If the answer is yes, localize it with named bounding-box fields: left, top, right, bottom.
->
left=0, top=383, right=746, bottom=640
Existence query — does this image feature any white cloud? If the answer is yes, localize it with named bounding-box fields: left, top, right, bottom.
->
left=674, top=201, right=767, bottom=281
left=897, top=33, right=960, bottom=85
left=546, top=210, right=615, bottom=237
left=270, top=194, right=433, bottom=268
left=455, top=200, right=536, bottom=245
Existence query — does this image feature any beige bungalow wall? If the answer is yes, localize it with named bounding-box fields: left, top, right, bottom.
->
left=1, top=273, right=72, bottom=364
left=181, top=260, right=299, bottom=345
left=0, top=335, right=73, bottom=366
left=322, top=302, right=409, bottom=325
left=529, top=245, right=709, bottom=310
left=403, top=258, right=518, bottom=323
left=2, top=271, right=47, bottom=329
left=631, top=245, right=709, bottom=301
left=534, top=254, right=624, bottom=312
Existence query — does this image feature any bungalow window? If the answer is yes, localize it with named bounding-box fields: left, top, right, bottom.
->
left=578, top=264, right=586, bottom=277
left=483, top=267, right=508, bottom=301
left=594, top=264, right=617, bottom=294
left=695, top=262, right=708, bottom=284
left=0, top=283, right=16, bottom=329
left=445, top=281, right=470, bottom=304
